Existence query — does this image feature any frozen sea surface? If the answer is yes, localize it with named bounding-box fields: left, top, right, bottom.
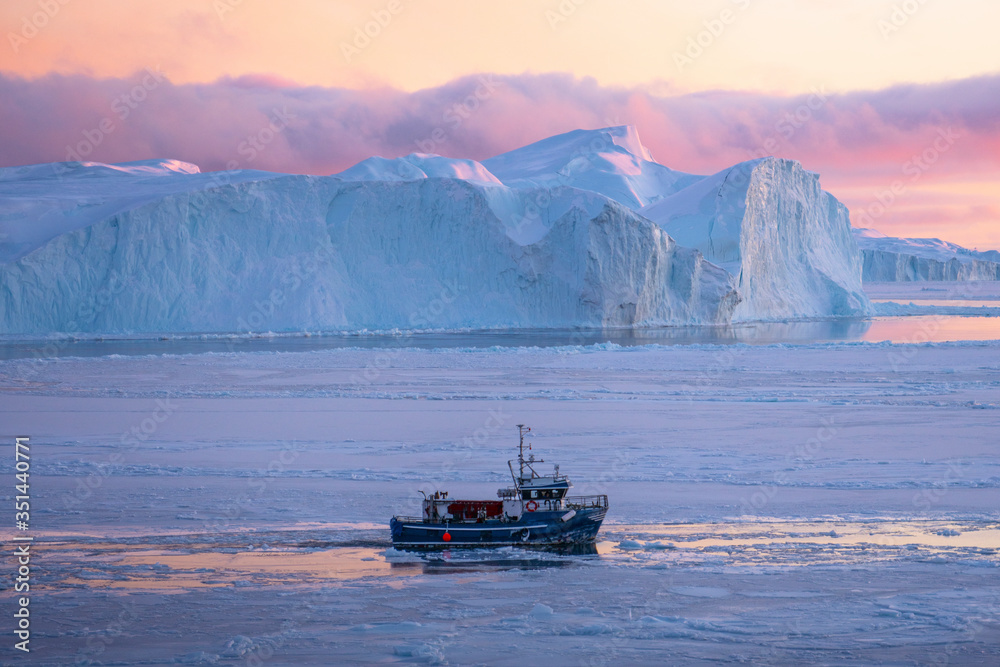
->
left=1, top=289, right=999, bottom=664
left=10, top=521, right=1000, bottom=665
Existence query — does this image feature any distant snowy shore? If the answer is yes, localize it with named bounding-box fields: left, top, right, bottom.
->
left=856, top=228, right=1000, bottom=281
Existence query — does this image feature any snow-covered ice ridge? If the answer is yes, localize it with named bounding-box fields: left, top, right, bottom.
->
left=1, top=126, right=870, bottom=334
left=639, top=157, right=868, bottom=320
left=855, top=228, right=1000, bottom=281
left=1, top=171, right=736, bottom=334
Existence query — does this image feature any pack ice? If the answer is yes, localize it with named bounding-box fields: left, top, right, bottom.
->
left=0, top=127, right=869, bottom=334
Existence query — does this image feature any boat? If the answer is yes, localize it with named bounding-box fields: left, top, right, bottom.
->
left=390, top=425, right=608, bottom=549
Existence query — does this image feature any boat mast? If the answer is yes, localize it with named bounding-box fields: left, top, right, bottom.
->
left=517, top=424, right=527, bottom=479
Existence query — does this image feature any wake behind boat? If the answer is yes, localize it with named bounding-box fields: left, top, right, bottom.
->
left=390, top=425, right=608, bottom=549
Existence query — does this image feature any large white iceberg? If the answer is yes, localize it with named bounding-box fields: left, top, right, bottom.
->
left=0, top=159, right=281, bottom=263
left=483, top=127, right=869, bottom=320
left=640, top=158, right=869, bottom=320
left=0, top=166, right=736, bottom=334
left=0, top=125, right=876, bottom=335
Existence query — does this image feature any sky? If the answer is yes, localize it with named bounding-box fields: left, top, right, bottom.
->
left=1, top=0, right=998, bottom=248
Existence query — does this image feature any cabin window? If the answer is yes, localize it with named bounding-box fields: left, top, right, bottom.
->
left=521, top=489, right=566, bottom=499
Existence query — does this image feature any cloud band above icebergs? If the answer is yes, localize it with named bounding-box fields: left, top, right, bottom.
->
left=1, top=71, right=998, bottom=247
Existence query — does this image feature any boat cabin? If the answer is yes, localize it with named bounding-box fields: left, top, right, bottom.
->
left=518, top=475, right=571, bottom=501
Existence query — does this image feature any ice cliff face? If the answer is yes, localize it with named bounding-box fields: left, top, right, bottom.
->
left=0, top=159, right=281, bottom=263
left=0, top=174, right=737, bottom=334
left=854, top=229, right=1000, bottom=281
left=0, top=125, right=883, bottom=335
left=641, top=158, right=870, bottom=320
left=486, top=127, right=869, bottom=320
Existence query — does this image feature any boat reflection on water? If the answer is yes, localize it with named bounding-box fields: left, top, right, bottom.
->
left=388, top=542, right=600, bottom=574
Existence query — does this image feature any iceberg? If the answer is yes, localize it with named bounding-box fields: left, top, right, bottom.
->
left=0, top=169, right=737, bottom=334
left=336, top=153, right=502, bottom=186
left=0, top=159, right=281, bottom=263
left=640, top=158, right=870, bottom=320
left=854, top=228, right=1000, bottom=281
left=486, top=126, right=870, bottom=321
left=0, top=125, right=877, bottom=335
left=483, top=125, right=700, bottom=209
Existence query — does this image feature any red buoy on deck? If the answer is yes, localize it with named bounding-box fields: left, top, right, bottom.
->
left=442, top=532, right=452, bottom=542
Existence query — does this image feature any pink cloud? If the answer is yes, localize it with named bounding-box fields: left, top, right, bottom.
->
left=1, top=70, right=998, bottom=245
left=2, top=70, right=998, bottom=176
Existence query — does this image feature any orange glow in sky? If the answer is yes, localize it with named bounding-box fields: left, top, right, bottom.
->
left=1, top=0, right=998, bottom=247
left=3, top=0, right=999, bottom=94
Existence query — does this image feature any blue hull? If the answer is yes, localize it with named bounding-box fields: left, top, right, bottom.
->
left=390, top=507, right=606, bottom=549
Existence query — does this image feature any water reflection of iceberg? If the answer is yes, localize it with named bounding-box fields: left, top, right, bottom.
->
left=730, top=319, right=874, bottom=344
left=545, top=319, right=875, bottom=347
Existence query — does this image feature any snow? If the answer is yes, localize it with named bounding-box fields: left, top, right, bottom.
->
left=0, top=159, right=281, bottom=263
left=855, top=228, right=1000, bottom=281
left=642, top=158, right=870, bottom=320
left=335, top=152, right=502, bottom=186
left=483, top=125, right=700, bottom=209
left=0, top=175, right=736, bottom=334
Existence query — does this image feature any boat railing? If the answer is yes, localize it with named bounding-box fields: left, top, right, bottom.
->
left=563, top=494, right=608, bottom=510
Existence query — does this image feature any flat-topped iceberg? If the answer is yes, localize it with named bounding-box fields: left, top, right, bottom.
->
left=855, top=228, right=1000, bottom=281
left=0, top=126, right=878, bottom=334
left=0, top=171, right=737, bottom=334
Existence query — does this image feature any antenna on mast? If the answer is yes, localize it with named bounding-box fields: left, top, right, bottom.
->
left=511, top=424, right=540, bottom=483
left=517, top=424, right=527, bottom=476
